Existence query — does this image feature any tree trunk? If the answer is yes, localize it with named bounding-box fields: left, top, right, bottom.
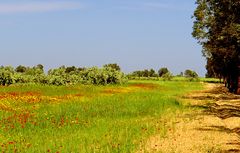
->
left=237, top=65, right=240, bottom=94
left=237, top=76, right=240, bottom=94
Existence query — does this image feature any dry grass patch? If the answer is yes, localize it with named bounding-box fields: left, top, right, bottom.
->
left=138, top=83, right=240, bottom=153
left=129, top=83, right=159, bottom=90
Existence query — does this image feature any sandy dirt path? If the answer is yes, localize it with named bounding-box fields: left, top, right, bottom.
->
left=139, top=83, right=240, bottom=153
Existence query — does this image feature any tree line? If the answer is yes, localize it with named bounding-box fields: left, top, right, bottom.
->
left=0, top=63, right=200, bottom=86
left=192, top=0, right=240, bottom=93
left=0, top=64, right=126, bottom=86
left=128, top=67, right=199, bottom=81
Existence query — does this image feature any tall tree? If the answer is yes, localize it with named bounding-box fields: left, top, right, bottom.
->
left=15, top=65, right=27, bottom=73
left=103, top=63, right=121, bottom=71
left=192, top=0, right=240, bottom=93
left=158, top=67, right=169, bottom=77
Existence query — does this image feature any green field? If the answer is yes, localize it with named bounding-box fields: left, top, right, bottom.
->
left=0, top=80, right=203, bottom=152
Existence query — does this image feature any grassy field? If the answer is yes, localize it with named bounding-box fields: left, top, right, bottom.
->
left=129, top=76, right=220, bottom=83
left=0, top=80, right=203, bottom=152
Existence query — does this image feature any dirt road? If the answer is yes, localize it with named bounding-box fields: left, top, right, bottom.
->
left=140, top=83, right=240, bottom=153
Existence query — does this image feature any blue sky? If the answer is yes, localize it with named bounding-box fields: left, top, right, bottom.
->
left=0, top=0, right=206, bottom=76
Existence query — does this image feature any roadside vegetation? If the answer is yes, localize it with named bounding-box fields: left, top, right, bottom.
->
left=0, top=64, right=225, bottom=152
left=0, top=64, right=126, bottom=86
left=0, top=80, right=203, bottom=152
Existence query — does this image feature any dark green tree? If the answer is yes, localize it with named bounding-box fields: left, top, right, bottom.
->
left=65, top=66, right=77, bottom=73
left=149, top=69, right=157, bottom=77
left=78, top=67, right=86, bottom=72
left=103, top=63, right=121, bottom=71
left=192, top=0, right=240, bottom=93
left=184, top=69, right=198, bottom=78
left=15, top=65, right=27, bottom=73
left=36, top=64, right=44, bottom=71
left=158, top=67, right=169, bottom=77
left=0, top=66, right=15, bottom=86
left=143, top=69, right=149, bottom=77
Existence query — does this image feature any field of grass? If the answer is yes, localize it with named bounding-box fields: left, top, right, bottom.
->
left=129, top=76, right=220, bottom=83
left=0, top=81, right=203, bottom=152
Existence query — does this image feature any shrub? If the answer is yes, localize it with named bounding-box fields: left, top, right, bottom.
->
left=80, top=67, right=126, bottom=85
left=184, top=69, right=199, bottom=81
left=47, top=67, right=68, bottom=85
left=15, top=65, right=27, bottom=73
left=103, top=63, right=121, bottom=71
left=158, top=67, right=169, bottom=77
left=47, top=75, right=67, bottom=86
left=0, top=65, right=127, bottom=86
left=162, top=72, right=173, bottom=81
left=0, top=66, right=15, bottom=86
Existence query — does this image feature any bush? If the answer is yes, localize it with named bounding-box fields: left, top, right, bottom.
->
left=158, top=67, right=169, bottom=77
left=80, top=67, right=126, bottom=85
left=184, top=69, right=199, bottom=81
left=103, top=63, right=121, bottom=71
left=0, top=65, right=127, bottom=86
left=48, top=75, right=67, bottom=86
left=0, top=66, right=15, bottom=86
left=162, top=72, right=173, bottom=81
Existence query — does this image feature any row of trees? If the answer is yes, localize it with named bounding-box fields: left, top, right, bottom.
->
left=128, top=68, right=199, bottom=81
left=192, top=0, right=240, bottom=93
left=0, top=63, right=201, bottom=86
left=0, top=64, right=126, bottom=86
left=129, top=68, right=172, bottom=78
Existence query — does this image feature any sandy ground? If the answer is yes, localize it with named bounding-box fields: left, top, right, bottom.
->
left=139, top=83, right=240, bottom=153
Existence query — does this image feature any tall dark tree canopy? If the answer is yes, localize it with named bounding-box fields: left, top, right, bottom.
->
left=15, top=65, right=27, bottom=73
left=158, top=67, right=169, bottom=77
left=192, top=0, right=240, bottom=93
left=103, top=63, right=121, bottom=71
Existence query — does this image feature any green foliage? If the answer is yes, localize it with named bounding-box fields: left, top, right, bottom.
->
left=184, top=69, right=199, bottom=81
left=0, top=65, right=127, bottom=86
left=47, top=75, right=67, bottom=86
left=25, top=66, right=44, bottom=76
left=103, top=63, right=121, bottom=71
left=0, top=66, right=15, bottom=86
left=0, top=81, right=203, bottom=152
left=65, top=66, right=77, bottom=74
left=162, top=72, right=173, bottom=81
left=158, top=67, right=169, bottom=77
left=149, top=69, right=157, bottom=77
left=192, top=0, right=240, bottom=92
left=15, top=65, right=27, bottom=73
left=81, top=66, right=126, bottom=85
left=129, top=69, right=158, bottom=78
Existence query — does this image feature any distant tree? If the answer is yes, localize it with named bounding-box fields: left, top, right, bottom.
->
left=36, top=64, right=44, bottom=71
left=48, top=66, right=66, bottom=76
left=15, top=65, right=27, bottom=73
left=3, top=66, right=15, bottom=73
left=103, top=63, right=121, bottom=71
left=180, top=72, right=183, bottom=77
left=65, top=66, right=77, bottom=73
left=0, top=66, right=15, bottom=86
left=162, top=72, right=173, bottom=81
left=131, top=71, right=142, bottom=78
left=176, top=72, right=184, bottom=77
left=25, top=65, right=44, bottom=76
left=149, top=69, right=157, bottom=77
left=184, top=69, right=198, bottom=81
left=129, top=69, right=158, bottom=78
left=158, top=67, right=169, bottom=77
left=78, top=67, right=86, bottom=72
left=142, top=69, right=149, bottom=77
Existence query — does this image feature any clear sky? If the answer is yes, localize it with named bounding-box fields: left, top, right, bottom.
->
left=0, top=0, right=206, bottom=76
